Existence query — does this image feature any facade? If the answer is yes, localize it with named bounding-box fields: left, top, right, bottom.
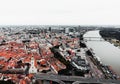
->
left=29, top=56, right=37, bottom=73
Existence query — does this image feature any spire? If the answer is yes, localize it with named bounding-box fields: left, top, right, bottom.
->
left=29, top=54, right=37, bottom=73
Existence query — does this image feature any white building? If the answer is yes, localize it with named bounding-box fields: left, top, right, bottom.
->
left=65, top=28, right=69, bottom=33
left=29, top=56, right=37, bottom=73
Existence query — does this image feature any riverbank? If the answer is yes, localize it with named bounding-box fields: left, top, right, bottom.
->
left=100, top=29, right=120, bottom=48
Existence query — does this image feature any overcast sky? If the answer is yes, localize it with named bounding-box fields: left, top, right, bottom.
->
left=0, top=0, right=120, bottom=25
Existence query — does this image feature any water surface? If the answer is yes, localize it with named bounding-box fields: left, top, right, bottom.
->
left=84, top=30, right=120, bottom=75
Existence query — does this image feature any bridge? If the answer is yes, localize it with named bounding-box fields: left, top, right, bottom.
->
left=34, top=73, right=120, bottom=84
left=83, top=37, right=111, bottom=41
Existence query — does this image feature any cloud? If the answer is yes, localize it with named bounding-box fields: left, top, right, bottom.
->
left=0, top=0, right=120, bottom=25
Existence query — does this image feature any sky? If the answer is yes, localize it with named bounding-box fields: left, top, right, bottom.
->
left=0, top=0, right=120, bottom=25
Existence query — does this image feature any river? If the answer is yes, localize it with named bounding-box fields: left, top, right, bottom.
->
left=83, top=30, right=120, bottom=75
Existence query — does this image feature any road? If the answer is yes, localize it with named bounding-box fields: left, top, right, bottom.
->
left=34, top=73, right=120, bottom=84
left=86, top=56, right=104, bottom=79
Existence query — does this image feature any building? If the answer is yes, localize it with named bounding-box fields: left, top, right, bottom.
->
left=29, top=56, right=37, bottom=73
